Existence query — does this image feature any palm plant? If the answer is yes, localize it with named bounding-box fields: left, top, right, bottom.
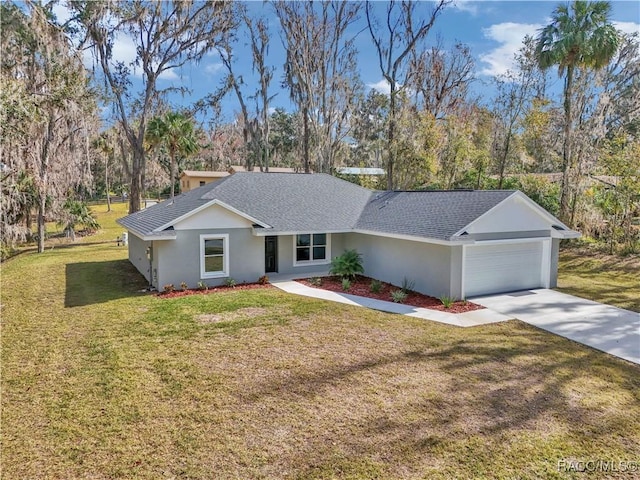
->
left=535, top=0, right=618, bottom=223
left=58, top=199, right=99, bottom=241
left=146, top=112, right=199, bottom=203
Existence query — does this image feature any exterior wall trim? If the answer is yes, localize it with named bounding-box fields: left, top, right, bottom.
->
left=154, top=199, right=271, bottom=233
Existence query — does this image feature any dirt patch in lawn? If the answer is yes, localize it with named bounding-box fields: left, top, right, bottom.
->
left=197, top=307, right=271, bottom=324
left=298, top=275, right=483, bottom=313
left=158, top=282, right=273, bottom=298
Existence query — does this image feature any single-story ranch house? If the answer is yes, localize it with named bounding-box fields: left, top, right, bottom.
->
left=117, top=173, right=579, bottom=298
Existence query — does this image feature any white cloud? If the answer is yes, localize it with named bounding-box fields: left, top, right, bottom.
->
left=158, top=69, right=180, bottom=81
left=205, top=62, right=224, bottom=75
left=453, top=0, right=478, bottom=15
left=52, top=2, right=73, bottom=24
left=479, top=22, right=542, bottom=77
left=111, top=33, right=139, bottom=66
left=367, top=79, right=391, bottom=95
left=613, top=21, right=640, bottom=36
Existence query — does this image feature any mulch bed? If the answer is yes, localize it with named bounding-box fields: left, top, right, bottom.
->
left=297, top=275, right=483, bottom=314
left=158, top=282, right=273, bottom=299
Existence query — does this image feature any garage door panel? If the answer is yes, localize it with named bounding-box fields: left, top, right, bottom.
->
left=464, top=241, right=544, bottom=297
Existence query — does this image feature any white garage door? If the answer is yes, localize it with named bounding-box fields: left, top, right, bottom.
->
left=464, top=240, right=547, bottom=297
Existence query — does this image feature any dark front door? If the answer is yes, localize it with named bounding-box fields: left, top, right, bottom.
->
left=265, top=236, right=278, bottom=273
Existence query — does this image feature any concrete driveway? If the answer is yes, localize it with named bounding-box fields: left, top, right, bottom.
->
left=472, top=289, right=640, bottom=365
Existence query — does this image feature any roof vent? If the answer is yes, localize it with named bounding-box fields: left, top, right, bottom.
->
left=459, top=231, right=469, bottom=236
left=552, top=224, right=565, bottom=231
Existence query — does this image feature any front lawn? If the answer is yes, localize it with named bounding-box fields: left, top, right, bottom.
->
left=2, top=206, right=639, bottom=479
left=558, top=244, right=640, bottom=312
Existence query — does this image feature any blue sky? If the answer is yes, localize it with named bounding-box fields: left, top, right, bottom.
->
left=54, top=1, right=640, bottom=124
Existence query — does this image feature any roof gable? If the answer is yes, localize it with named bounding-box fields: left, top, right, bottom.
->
left=454, top=191, right=576, bottom=238
left=172, top=201, right=265, bottom=230
left=356, top=190, right=515, bottom=241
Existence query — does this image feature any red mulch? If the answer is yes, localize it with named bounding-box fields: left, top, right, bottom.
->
left=158, top=282, right=273, bottom=299
left=297, top=275, right=483, bottom=314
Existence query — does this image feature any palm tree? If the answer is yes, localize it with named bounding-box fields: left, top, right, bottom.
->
left=535, top=0, right=618, bottom=224
left=146, top=112, right=199, bottom=203
left=93, top=132, right=115, bottom=212
left=58, top=199, right=100, bottom=242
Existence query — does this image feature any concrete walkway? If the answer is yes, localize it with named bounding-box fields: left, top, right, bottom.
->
left=272, top=280, right=512, bottom=328
left=473, top=289, right=640, bottom=365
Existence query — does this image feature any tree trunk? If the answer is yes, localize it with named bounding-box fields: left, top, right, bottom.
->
left=387, top=87, right=396, bottom=191
left=129, top=144, right=144, bottom=214
left=37, top=192, right=46, bottom=253
left=169, top=153, right=176, bottom=203
left=559, top=65, right=574, bottom=224
left=302, top=107, right=310, bottom=173
left=105, top=156, right=111, bottom=212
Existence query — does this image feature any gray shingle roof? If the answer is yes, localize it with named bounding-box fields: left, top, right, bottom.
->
left=355, top=190, right=515, bottom=241
left=117, top=173, right=517, bottom=242
left=117, top=173, right=372, bottom=236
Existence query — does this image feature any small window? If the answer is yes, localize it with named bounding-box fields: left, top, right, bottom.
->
left=295, top=233, right=330, bottom=265
left=199, top=181, right=206, bottom=187
left=200, top=234, right=229, bottom=278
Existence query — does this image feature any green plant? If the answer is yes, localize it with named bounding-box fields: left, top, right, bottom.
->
left=439, top=295, right=456, bottom=309
left=330, top=249, right=364, bottom=279
left=308, top=277, right=323, bottom=287
left=258, top=275, right=269, bottom=285
left=369, top=279, right=382, bottom=294
left=391, top=289, right=408, bottom=303
left=57, top=198, right=100, bottom=241
left=197, top=281, right=208, bottom=291
left=224, top=278, right=237, bottom=288
left=180, top=281, right=188, bottom=291
left=163, top=284, right=175, bottom=293
left=401, top=277, right=415, bottom=294
left=341, top=278, right=351, bottom=291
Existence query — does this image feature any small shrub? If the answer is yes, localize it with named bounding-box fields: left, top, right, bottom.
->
left=401, top=277, right=415, bottom=294
left=180, top=281, right=188, bottom=291
left=163, top=284, right=175, bottom=293
left=439, top=295, right=456, bottom=309
left=391, top=289, right=408, bottom=303
left=330, top=249, right=364, bottom=279
left=308, top=277, right=323, bottom=287
left=341, top=278, right=351, bottom=291
left=224, top=278, right=237, bottom=288
left=369, top=279, right=382, bottom=294
left=258, top=275, right=269, bottom=285
left=197, top=281, right=208, bottom=291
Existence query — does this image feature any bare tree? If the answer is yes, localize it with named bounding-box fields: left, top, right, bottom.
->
left=275, top=0, right=362, bottom=173
left=491, top=36, right=538, bottom=188
left=72, top=0, right=236, bottom=213
left=410, top=38, right=475, bottom=120
left=366, top=0, right=451, bottom=189
left=216, top=6, right=274, bottom=172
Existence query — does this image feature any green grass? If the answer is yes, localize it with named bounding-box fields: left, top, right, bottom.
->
left=2, top=206, right=639, bottom=479
left=558, top=245, right=640, bottom=312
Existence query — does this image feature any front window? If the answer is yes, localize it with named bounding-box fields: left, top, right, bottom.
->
left=200, top=234, right=229, bottom=278
left=295, top=233, right=329, bottom=265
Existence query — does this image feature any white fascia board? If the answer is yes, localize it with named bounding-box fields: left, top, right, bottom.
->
left=153, top=199, right=271, bottom=233
left=124, top=228, right=177, bottom=241
left=353, top=229, right=474, bottom=246
left=450, top=191, right=577, bottom=238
